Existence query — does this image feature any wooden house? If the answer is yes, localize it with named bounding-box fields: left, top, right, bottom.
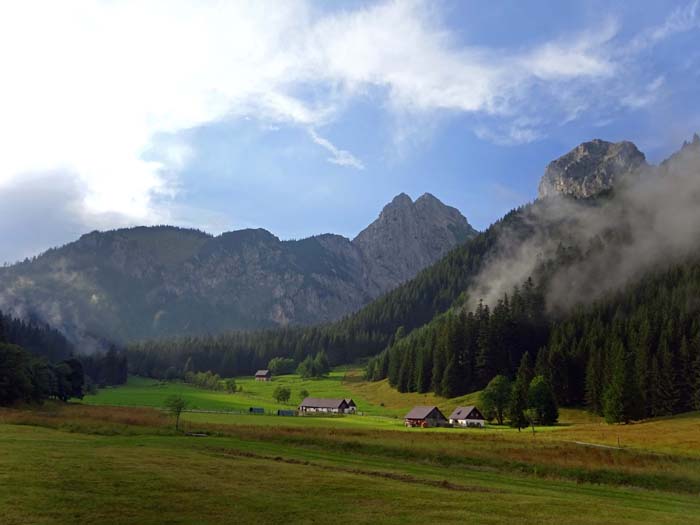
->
left=255, top=369, right=272, bottom=381
left=404, top=406, right=448, bottom=428
left=448, top=406, right=485, bottom=428
left=298, top=397, right=351, bottom=414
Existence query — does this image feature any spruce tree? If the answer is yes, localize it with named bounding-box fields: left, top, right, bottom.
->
left=509, top=353, right=532, bottom=430
left=602, top=340, right=642, bottom=423
left=585, top=347, right=604, bottom=415
left=693, top=350, right=700, bottom=411
left=441, top=355, right=461, bottom=398
left=657, top=340, right=679, bottom=415
left=678, top=337, right=693, bottom=412
left=527, top=375, right=558, bottom=425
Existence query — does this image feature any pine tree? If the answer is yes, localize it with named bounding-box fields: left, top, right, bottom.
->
left=527, top=375, right=558, bottom=425
left=657, top=340, right=679, bottom=415
left=677, top=337, right=693, bottom=412
left=509, top=353, right=532, bottom=430
left=441, top=355, right=461, bottom=398
left=585, top=346, right=604, bottom=415
left=431, top=333, right=447, bottom=396
left=602, top=340, right=642, bottom=423
left=693, top=350, right=700, bottom=411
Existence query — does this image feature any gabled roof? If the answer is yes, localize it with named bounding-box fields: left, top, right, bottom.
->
left=448, top=406, right=484, bottom=420
left=299, top=397, right=348, bottom=409
left=344, top=399, right=357, bottom=407
left=404, top=406, right=446, bottom=420
left=255, top=369, right=271, bottom=376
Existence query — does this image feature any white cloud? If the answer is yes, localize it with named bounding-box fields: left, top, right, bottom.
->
left=625, top=0, right=699, bottom=53
left=308, top=129, right=365, bottom=170
left=0, top=0, right=685, bottom=247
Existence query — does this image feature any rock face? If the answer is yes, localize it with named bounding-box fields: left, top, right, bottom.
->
left=353, top=193, right=476, bottom=289
left=0, top=194, right=475, bottom=346
left=538, top=139, right=648, bottom=199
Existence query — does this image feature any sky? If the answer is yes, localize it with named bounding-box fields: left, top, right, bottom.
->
left=0, top=0, right=699, bottom=264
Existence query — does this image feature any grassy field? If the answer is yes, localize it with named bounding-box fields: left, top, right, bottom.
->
left=84, top=371, right=484, bottom=419
left=2, top=403, right=700, bottom=524
left=9, top=371, right=700, bottom=523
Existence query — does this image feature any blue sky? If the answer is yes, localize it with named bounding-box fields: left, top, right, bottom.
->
left=0, top=0, right=699, bottom=262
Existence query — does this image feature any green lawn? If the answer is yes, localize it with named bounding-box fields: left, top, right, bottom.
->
left=2, top=405, right=700, bottom=524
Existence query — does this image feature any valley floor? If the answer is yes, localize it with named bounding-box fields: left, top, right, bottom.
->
left=3, top=372, right=700, bottom=524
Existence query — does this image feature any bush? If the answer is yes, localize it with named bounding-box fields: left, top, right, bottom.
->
left=273, top=386, right=291, bottom=403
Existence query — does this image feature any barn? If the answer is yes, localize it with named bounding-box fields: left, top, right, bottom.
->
left=298, top=397, right=351, bottom=414
left=448, top=406, right=485, bottom=428
left=404, top=406, right=448, bottom=428
left=255, top=369, right=272, bottom=381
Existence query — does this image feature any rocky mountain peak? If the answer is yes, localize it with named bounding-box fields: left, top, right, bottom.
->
left=353, top=193, right=477, bottom=288
left=538, top=139, right=648, bottom=199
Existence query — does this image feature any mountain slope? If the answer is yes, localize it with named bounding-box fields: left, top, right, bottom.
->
left=0, top=194, right=475, bottom=346
left=127, top=134, right=700, bottom=386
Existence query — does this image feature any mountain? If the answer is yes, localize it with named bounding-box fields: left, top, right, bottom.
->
left=538, top=139, right=648, bottom=199
left=353, top=193, right=476, bottom=290
left=0, top=193, right=475, bottom=347
left=127, top=134, right=700, bottom=400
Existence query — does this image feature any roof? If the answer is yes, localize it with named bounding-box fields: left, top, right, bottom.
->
left=255, top=369, right=271, bottom=376
left=448, top=406, right=483, bottom=420
left=404, top=406, right=446, bottom=420
left=299, top=397, right=348, bottom=409
left=344, top=399, right=356, bottom=406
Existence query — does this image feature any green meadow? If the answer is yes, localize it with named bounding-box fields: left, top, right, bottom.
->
left=2, top=403, right=700, bottom=525
left=5, top=370, right=700, bottom=523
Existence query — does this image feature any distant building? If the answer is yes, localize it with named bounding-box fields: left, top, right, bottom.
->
left=344, top=399, right=357, bottom=413
left=249, top=407, right=265, bottom=415
left=404, top=406, right=448, bottom=428
left=299, top=397, right=352, bottom=414
left=448, top=406, right=485, bottom=428
left=277, top=409, right=296, bottom=417
left=255, top=369, right=272, bottom=381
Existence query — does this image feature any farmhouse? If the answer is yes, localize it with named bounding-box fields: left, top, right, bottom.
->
left=404, top=406, right=448, bottom=428
left=344, top=399, right=357, bottom=413
left=255, top=369, right=272, bottom=381
left=299, top=397, right=351, bottom=414
left=448, top=406, right=485, bottom=428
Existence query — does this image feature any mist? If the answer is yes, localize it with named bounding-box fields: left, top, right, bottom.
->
left=468, top=137, right=700, bottom=313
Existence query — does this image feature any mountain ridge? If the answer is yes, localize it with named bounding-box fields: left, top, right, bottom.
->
left=0, top=193, right=476, bottom=348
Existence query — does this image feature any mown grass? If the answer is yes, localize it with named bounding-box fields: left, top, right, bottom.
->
left=2, top=403, right=700, bottom=524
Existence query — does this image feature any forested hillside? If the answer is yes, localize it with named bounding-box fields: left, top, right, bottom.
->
left=368, top=259, right=700, bottom=422
left=128, top=207, right=524, bottom=378
left=0, top=311, right=128, bottom=403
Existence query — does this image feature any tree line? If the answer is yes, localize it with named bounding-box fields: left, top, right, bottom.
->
left=368, top=258, right=700, bottom=423
left=365, top=278, right=548, bottom=398
left=0, top=312, right=128, bottom=405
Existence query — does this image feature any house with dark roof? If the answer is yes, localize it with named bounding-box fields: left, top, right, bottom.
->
left=344, top=399, right=357, bottom=413
left=255, top=369, right=272, bottom=381
left=404, top=406, right=448, bottom=428
left=448, top=406, right=485, bottom=428
left=298, top=397, right=351, bottom=414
